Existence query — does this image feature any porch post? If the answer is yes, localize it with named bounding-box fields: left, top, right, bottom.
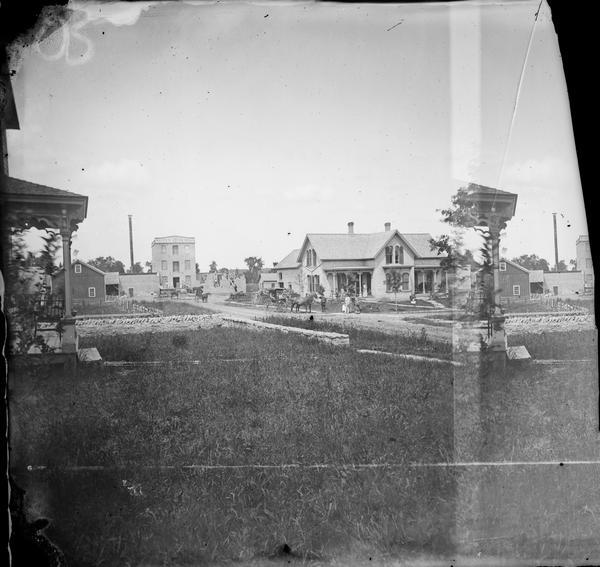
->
left=60, top=225, right=78, bottom=354
left=60, top=227, right=73, bottom=316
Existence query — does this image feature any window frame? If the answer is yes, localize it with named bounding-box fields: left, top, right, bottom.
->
left=499, top=262, right=507, bottom=272
left=161, top=260, right=167, bottom=271
left=74, top=263, right=82, bottom=274
left=512, top=284, right=521, bottom=296
left=88, top=286, right=96, bottom=298
left=385, top=246, right=393, bottom=264
left=172, top=245, right=179, bottom=255
left=172, top=261, right=180, bottom=273
left=401, top=272, right=410, bottom=291
left=394, top=246, right=404, bottom=265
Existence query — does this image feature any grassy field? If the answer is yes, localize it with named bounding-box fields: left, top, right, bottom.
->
left=11, top=328, right=456, bottom=565
left=262, top=315, right=454, bottom=360
left=507, top=329, right=597, bottom=360
left=10, top=322, right=600, bottom=564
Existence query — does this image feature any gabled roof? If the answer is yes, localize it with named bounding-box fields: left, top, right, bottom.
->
left=298, top=231, right=438, bottom=261
left=467, top=183, right=517, bottom=197
left=53, top=260, right=106, bottom=277
left=501, top=259, right=529, bottom=274
left=3, top=176, right=87, bottom=198
left=400, top=233, right=439, bottom=258
left=276, top=249, right=301, bottom=269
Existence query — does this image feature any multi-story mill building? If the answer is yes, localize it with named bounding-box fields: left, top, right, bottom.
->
left=151, top=236, right=196, bottom=289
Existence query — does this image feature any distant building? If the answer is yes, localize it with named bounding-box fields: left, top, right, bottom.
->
left=275, top=248, right=302, bottom=293
left=203, top=270, right=246, bottom=294
left=498, top=259, right=530, bottom=300
left=119, top=273, right=160, bottom=298
left=53, top=260, right=105, bottom=305
left=542, top=270, right=584, bottom=297
left=528, top=270, right=545, bottom=294
left=151, top=236, right=196, bottom=289
left=576, top=235, right=594, bottom=293
left=258, top=269, right=278, bottom=290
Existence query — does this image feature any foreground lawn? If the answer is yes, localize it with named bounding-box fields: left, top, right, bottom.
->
left=15, top=329, right=454, bottom=468
left=10, top=327, right=599, bottom=565
left=10, top=328, right=455, bottom=565
left=261, top=315, right=454, bottom=360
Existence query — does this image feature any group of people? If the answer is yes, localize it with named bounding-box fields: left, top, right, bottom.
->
left=341, top=294, right=360, bottom=314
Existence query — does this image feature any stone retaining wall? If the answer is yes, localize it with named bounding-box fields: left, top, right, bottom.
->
left=220, top=315, right=350, bottom=346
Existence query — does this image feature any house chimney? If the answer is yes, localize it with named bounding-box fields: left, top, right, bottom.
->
left=348, top=221, right=354, bottom=235
left=384, top=222, right=391, bottom=232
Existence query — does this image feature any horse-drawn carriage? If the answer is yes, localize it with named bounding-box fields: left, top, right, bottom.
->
left=256, top=287, right=291, bottom=311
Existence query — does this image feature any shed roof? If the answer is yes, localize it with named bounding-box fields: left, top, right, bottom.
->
left=529, top=269, right=544, bottom=283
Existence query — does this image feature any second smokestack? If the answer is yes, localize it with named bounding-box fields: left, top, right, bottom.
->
left=128, top=214, right=135, bottom=272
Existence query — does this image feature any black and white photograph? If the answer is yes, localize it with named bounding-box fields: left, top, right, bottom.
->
left=1, top=1, right=597, bottom=565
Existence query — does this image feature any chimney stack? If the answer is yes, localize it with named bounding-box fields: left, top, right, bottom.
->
left=384, top=222, right=391, bottom=232
left=347, top=221, right=354, bottom=235
left=128, top=214, right=135, bottom=272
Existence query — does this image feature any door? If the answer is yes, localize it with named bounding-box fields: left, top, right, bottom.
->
left=173, top=277, right=180, bottom=289
left=553, top=285, right=559, bottom=296
left=128, top=288, right=134, bottom=298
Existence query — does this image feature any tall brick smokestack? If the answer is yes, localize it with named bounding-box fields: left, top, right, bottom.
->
left=128, top=214, right=135, bottom=272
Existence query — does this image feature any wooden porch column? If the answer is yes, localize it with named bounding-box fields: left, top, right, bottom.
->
left=60, top=225, right=78, bottom=354
left=60, top=227, right=73, bottom=316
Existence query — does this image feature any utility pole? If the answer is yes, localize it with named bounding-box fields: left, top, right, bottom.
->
left=128, top=214, right=135, bottom=272
left=552, top=212, right=559, bottom=271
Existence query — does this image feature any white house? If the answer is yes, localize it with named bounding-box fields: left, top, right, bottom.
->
left=283, top=222, right=447, bottom=300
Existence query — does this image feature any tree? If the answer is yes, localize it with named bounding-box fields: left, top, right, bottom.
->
left=244, top=256, right=264, bottom=284
left=38, top=230, right=61, bottom=275
left=430, top=186, right=502, bottom=315
left=556, top=260, right=568, bottom=272
left=569, top=258, right=578, bottom=271
left=388, top=270, right=403, bottom=312
left=209, top=261, right=218, bottom=273
left=88, top=256, right=126, bottom=273
left=128, top=262, right=144, bottom=274
left=511, top=254, right=550, bottom=272
left=145, top=261, right=153, bottom=273
left=429, top=233, right=477, bottom=272
left=4, top=229, right=55, bottom=354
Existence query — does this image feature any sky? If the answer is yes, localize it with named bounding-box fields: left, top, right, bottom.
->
left=6, top=0, right=588, bottom=270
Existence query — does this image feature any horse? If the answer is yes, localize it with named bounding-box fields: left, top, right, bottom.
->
left=291, top=292, right=317, bottom=313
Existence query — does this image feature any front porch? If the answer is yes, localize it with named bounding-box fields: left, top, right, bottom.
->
left=325, top=269, right=374, bottom=298
left=1, top=176, right=89, bottom=365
